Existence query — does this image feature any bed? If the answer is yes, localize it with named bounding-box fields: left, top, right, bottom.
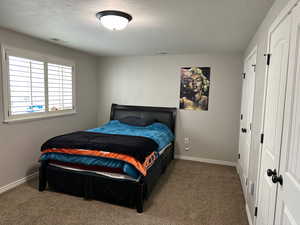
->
left=39, top=103, right=177, bottom=213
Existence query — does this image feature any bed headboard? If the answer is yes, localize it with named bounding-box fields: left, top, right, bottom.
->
left=110, top=104, right=177, bottom=134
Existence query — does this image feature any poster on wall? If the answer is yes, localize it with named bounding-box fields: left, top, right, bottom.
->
left=179, top=67, right=210, bottom=110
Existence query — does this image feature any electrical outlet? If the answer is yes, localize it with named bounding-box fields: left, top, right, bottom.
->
left=184, top=137, right=190, bottom=151
left=184, top=137, right=189, bottom=144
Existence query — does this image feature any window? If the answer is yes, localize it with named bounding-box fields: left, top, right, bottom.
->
left=2, top=46, right=76, bottom=122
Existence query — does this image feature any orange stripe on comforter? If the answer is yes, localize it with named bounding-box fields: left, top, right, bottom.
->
left=41, top=148, right=157, bottom=176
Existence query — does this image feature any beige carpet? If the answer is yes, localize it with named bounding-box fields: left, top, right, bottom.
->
left=0, top=160, right=248, bottom=225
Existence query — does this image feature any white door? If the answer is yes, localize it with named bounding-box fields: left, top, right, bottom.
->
left=256, top=14, right=291, bottom=225
left=274, top=4, right=300, bottom=225
left=239, top=50, right=256, bottom=195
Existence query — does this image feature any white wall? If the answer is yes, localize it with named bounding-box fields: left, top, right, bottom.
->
left=97, top=53, right=243, bottom=163
left=243, top=0, right=291, bottom=220
left=0, top=28, right=98, bottom=188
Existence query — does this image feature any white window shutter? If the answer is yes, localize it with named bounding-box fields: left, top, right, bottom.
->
left=47, top=63, right=73, bottom=111
left=3, top=46, right=76, bottom=122
left=8, top=56, right=45, bottom=115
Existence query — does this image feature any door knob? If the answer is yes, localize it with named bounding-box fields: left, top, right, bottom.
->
left=267, top=169, right=277, bottom=177
left=272, top=174, right=283, bottom=186
left=241, top=128, right=247, bottom=133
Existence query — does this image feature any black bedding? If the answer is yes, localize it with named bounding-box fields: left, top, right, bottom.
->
left=41, top=131, right=158, bottom=163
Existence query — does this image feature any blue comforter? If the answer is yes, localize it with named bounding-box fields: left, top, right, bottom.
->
left=87, top=120, right=174, bottom=151
left=40, top=121, right=174, bottom=179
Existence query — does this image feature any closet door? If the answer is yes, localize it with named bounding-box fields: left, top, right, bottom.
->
left=274, top=4, right=300, bottom=225
left=239, top=62, right=249, bottom=194
left=238, top=50, right=256, bottom=195
left=256, top=14, right=291, bottom=225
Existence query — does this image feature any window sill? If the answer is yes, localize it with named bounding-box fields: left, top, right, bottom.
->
left=3, top=110, right=77, bottom=124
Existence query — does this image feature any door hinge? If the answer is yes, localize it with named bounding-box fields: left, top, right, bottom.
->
left=250, top=182, right=255, bottom=195
left=238, top=153, right=241, bottom=159
left=242, top=73, right=246, bottom=79
left=250, top=123, right=252, bottom=131
left=241, top=114, right=243, bottom=120
left=260, top=133, right=264, bottom=144
left=265, top=53, right=271, bottom=66
left=254, top=207, right=258, bottom=217
left=252, top=64, right=256, bottom=72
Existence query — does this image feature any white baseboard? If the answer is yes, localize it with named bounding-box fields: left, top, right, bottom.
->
left=175, top=155, right=237, bottom=167
left=246, top=203, right=253, bottom=225
left=0, top=172, right=38, bottom=195
left=236, top=163, right=241, bottom=174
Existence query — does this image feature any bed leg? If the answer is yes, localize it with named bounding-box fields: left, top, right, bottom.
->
left=136, top=182, right=144, bottom=213
left=39, top=162, right=47, bottom=192
left=171, top=146, right=175, bottom=160
left=84, top=176, right=93, bottom=200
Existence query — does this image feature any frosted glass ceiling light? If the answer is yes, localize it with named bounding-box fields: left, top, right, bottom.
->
left=96, top=10, right=132, bottom=31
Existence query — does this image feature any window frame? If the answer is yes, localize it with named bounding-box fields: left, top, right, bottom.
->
left=1, top=45, right=77, bottom=123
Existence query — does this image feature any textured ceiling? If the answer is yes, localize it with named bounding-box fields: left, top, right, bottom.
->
left=0, top=0, right=274, bottom=56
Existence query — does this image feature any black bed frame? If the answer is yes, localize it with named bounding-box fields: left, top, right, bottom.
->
left=39, top=103, right=177, bottom=213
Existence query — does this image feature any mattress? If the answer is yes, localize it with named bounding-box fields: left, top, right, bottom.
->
left=49, top=163, right=141, bottom=182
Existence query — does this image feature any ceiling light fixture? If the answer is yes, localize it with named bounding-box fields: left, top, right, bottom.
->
left=96, top=10, right=132, bottom=31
